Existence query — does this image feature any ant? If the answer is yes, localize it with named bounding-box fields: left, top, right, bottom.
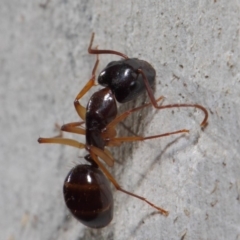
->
left=38, top=33, right=208, bottom=228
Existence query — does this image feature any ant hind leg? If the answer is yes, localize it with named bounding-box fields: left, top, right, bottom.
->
left=90, top=153, right=169, bottom=216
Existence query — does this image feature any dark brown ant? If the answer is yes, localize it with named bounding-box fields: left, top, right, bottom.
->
left=38, top=33, right=208, bottom=228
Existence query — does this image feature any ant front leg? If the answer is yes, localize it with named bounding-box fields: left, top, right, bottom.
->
left=88, top=33, right=129, bottom=59
left=137, top=69, right=209, bottom=127
left=74, top=54, right=99, bottom=121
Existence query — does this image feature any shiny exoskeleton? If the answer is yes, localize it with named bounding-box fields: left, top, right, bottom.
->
left=63, top=88, right=118, bottom=228
left=86, top=88, right=117, bottom=149
left=63, top=160, right=113, bottom=228
left=38, top=33, right=208, bottom=228
left=98, top=59, right=156, bottom=103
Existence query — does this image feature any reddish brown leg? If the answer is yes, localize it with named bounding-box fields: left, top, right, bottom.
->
left=61, top=121, right=86, bottom=135
left=119, top=122, right=139, bottom=137
left=89, top=146, right=114, bottom=167
left=137, top=69, right=208, bottom=127
left=90, top=153, right=168, bottom=216
left=38, top=133, right=115, bottom=167
left=106, top=96, right=164, bottom=129
left=38, top=137, right=85, bottom=149
left=53, top=123, right=63, bottom=138
left=88, top=33, right=129, bottom=59
left=74, top=54, right=99, bottom=120
left=39, top=122, right=85, bottom=148
left=103, top=95, right=188, bottom=146
left=107, top=129, right=189, bottom=146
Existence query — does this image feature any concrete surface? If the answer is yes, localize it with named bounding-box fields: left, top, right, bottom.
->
left=0, top=0, right=239, bottom=240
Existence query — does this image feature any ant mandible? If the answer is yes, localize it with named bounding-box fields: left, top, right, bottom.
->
left=38, top=33, right=208, bottom=228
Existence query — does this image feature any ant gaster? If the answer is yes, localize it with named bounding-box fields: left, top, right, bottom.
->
left=38, top=33, right=208, bottom=228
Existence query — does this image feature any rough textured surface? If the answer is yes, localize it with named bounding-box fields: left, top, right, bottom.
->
left=1, top=0, right=239, bottom=240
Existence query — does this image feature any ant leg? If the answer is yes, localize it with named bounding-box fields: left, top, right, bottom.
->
left=119, top=122, right=139, bottom=137
left=137, top=69, right=208, bottom=127
left=103, top=96, right=188, bottom=146
left=89, top=146, right=114, bottom=167
left=61, top=121, right=86, bottom=135
left=107, top=129, right=189, bottom=147
left=38, top=137, right=85, bottom=149
left=52, top=123, right=63, bottom=138
left=74, top=54, right=99, bottom=120
left=90, top=152, right=169, bottom=216
left=104, top=96, right=164, bottom=144
left=38, top=134, right=114, bottom=167
left=106, top=96, right=164, bottom=129
left=43, top=122, right=85, bottom=140
left=88, top=33, right=129, bottom=59
left=101, top=126, right=117, bottom=139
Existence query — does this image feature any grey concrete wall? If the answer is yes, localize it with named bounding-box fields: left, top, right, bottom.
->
left=1, top=0, right=239, bottom=240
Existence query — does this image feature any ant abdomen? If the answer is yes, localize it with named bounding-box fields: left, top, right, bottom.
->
left=63, top=164, right=113, bottom=228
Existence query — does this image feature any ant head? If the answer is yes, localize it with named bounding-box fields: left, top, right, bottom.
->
left=98, top=58, right=156, bottom=103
